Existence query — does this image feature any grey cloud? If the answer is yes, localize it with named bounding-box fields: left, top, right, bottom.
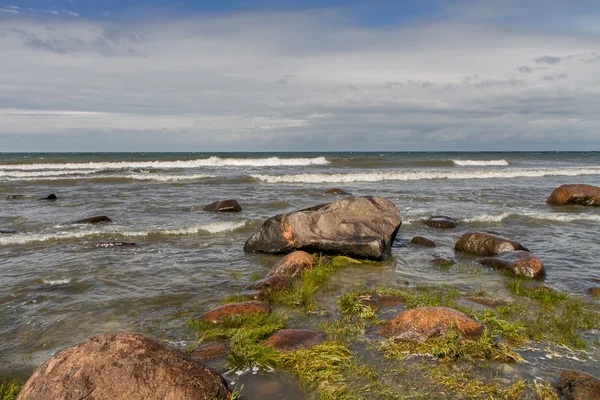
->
left=516, top=66, right=532, bottom=73
left=542, top=73, right=568, bottom=81
left=462, top=74, right=480, bottom=82
left=581, top=54, right=600, bottom=64
left=473, top=77, right=524, bottom=89
left=534, top=55, right=562, bottom=65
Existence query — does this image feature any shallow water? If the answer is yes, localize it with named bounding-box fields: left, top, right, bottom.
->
left=1, top=151, right=599, bottom=394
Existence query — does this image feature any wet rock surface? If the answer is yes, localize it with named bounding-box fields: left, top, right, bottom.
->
left=429, top=257, right=455, bottom=266
left=197, top=300, right=269, bottom=324
left=191, top=339, right=230, bottom=362
left=423, top=216, right=457, bottom=229
left=249, top=275, right=292, bottom=293
left=547, top=184, right=600, bottom=206
left=203, top=199, right=242, bottom=212
left=244, top=196, right=402, bottom=260
left=263, top=329, right=327, bottom=351
left=454, top=232, right=528, bottom=256
left=358, top=293, right=405, bottom=311
left=381, top=306, right=484, bottom=342
left=71, top=215, right=112, bottom=224
left=410, top=236, right=436, bottom=247
left=557, top=370, right=600, bottom=400
left=481, top=250, right=545, bottom=279
left=267, top=251, right=316, bottom=278
left=16, top=332, right=232, bottom=400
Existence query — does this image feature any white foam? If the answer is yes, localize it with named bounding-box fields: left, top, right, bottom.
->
left=0, top=169, right=100, bottom=178
left=41, top=278, right=71, bottom=285
left=452, top=159, right=509, bottom=166
left=0, top=156, right=329, bottom=171
left=462, top=213, right=512, bottom=223
left=251, top=166, right=600, bottom=183
left=4, top=173, right=214, bottom=182
left=461, top=211, right=600, bottom=224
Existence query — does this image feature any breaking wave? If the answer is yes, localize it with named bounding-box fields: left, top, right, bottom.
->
left=452, top=159, right=509, bottom=166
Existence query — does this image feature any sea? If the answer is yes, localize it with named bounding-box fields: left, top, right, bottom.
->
left=1, top=151, right=599, bottom=397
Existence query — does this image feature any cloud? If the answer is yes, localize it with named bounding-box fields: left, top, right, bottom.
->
left=0, top=2, right=599, bottom=151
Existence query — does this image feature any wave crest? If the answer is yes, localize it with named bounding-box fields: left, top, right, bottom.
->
left=452, top=159, right=509, bottom=166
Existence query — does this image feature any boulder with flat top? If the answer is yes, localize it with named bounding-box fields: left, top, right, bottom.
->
left=454, top=232, right=528, bottom=256
left=244, top=196, right=401, bottom=261
left=547, top=184, right=600, bottom=206
left=481, top=250, right=544, bottom=278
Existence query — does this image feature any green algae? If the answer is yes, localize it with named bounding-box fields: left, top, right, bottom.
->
left=0, top=380, right=21, bottom=400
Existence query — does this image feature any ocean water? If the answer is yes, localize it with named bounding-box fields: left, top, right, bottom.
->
left=1, top=152, right=599, bottom=394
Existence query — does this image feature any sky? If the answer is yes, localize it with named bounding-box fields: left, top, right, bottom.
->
left=0, top=0, right=599, bottom=152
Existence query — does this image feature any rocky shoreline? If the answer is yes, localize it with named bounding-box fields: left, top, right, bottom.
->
left=4, top=185, right=600, bottom=399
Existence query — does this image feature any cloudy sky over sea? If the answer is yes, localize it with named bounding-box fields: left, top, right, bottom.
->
left=1, top=0, right=599, bottom=151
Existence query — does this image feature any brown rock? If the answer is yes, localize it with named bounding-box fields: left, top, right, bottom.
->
left=481, top=250, right=545, bottom=279
left=423, top=217, right=457, bottom=229
left=197, top=301, right=269, bottom=324
left=241, top=290, right=266, bottom=301
left=263, top=329, right=326, bottom=351
left=267, top=251, right=316, bottom=278
left=16, top=332, right=231, bottom=400
left=72, top=215, right=112, bottom=224
left=358, top=293, right=405, bottom=311
left=454, top=232, right=528, bottom=256
left=588, top=287, right=600, bottom=297
left=326, top=188, right=352, bottom=195
left=410, top=236, right=436, bottom=247
left=191, top=340, right=230, bottom=361
left=381, top=306, right=483, bottom=342
left=557, top=370, right=600, bottom=400
left=249, top=275, right=292, bottom=293
left=203, top=199, right=242, bottom=212
left=547, top=184, right=600, bottom=206
left=430, top=257, right=455, bottom=267
left=244, top=196, right=402, bottom=261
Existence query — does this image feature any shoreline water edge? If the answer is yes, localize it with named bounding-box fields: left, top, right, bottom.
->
left=1, top=152, right=599, bottom=399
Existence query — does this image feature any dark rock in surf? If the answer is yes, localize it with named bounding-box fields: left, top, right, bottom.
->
left=203, top=199, right=242, bottom=212
left=454, top=232, right=528, bottom=256
left=0, top=229, right=18, bottom=234
left=481, top=250, right=545, bottom=279
left=197, top=301, right=269, bottom=324
left=38, top=194, right=57, bottom=201
left=326, top=188, right=352, bottom=195
left=191, top=340, right=230, bottom=362
left=92, top=242, right=137, bottom=248
left=430, top=257, right=455, bottom=267
left=16, top=332, right=232, bottom=400
left=547, top=184, right=600, bottom=206
left=244, top=196, right=401, bottom=261
left=410, top=236, right=436, bottom=247
left=557, top=370, right=600, bottom=400
left=71, top=216, right=112, bottom=224
left=263, top=329, right=326, bottom=352
left=423, top=216, right=456, bottom=229
left=267, top=251, right=316, bottom=278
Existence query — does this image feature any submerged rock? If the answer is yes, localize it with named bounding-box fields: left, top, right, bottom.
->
left=358, top=293, right=405, bottom=311
left=429, top=257, right=455, bottom=267
left=423, top=216, right=456, bottom=229
left=326, top=188, right=352, bottom=195
left=547, top=184, right=600, bottom=206
left=0, top=229, right=18, bottom=234
left=249, top=275, right=292, bottom=293
left=197, top=300, right=269, bottom=324
left=461, top=297, right=506, bottom=308
left=267, top=251, right=316, bottom=278
left=557, top=370, right=600, bottom=400
left=381, top=306, right=483, bottom=342
left=191, top=339, right=230, bottom=362
left=92, top=242, right=137, bottom=248
left=6, top=194, right=26, bottom=200
left=244, top=196, right=401, bottom=261
left=203, top=199, right=242, bottom=212
left=16, top=332, right=232, bottom=400
left=38, top=193, right=57, bottom=201
left=454, top=232, right=528, bottom=256
left=72, top=215, right=112, bottom=224
left=263, top=329, right=326, bottom=352
left=481, top=250, right=545, bottom=279
left=410, top=236, right=436, bottom=247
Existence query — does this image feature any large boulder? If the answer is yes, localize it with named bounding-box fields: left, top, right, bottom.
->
left=244, top=196, right=401, bottom=261
left=197, top=300, right=269, bottom=324
left=454, top=232, right=528, bottom=256
left=203, top=199, right=242, bottom=212
left=381, top=306, right=483, bottom=342
left=547, top=184, right=600, bottom=206
left=481, top=250, right=545, bottom=279
left=17, top=332, right=232, bottom=400
left=557, top=370, right=600, bottom=400
left=267, top=251, right=316, bottom=277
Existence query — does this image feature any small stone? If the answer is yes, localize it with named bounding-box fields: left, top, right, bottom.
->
left=263, top=329, right=326, bottom=352
left=267, top=251, right=316, bottom=278
left=203, top=199, right=242, bottom=212
left=423, top=217, right=456, bottom=229
left=557, top=370, right=600, bottom=400
left=197, top=301, right=269, bottom=324
left=481, top=250, right=545, bottom=279
left=410, top=236, right=436, bottom=247
left=191, top=340, right=230, bottom=361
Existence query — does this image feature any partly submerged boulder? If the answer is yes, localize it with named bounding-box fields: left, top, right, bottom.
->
left=326, top=188, right=352, bottom=195
left=244, top=196, right=401, bottom=261
left=0, top=229, right=18, bottom=234
left=197, top=300, right=269, bottom=324
left=38, top=193, right=57, bottom=201
left=381, top=306, right=483, bottom=342
left=481, top=250, right=545, bottom=279
left=423, top=216, right=457, bottom=229
left=263, top=329, right=327, bottom=352
left=430, top=257, right=455, bottom=267
left=557, top=370, right=600, bottom=400
left=547, top=184, right=600, bottom=206
left=203, top=199, right=242, bottom=212
left=71, top=215, right=112, bottom=224
left=267, top=251, right=316, bottom=278
left=410, top=236, right=436, bottom=247
left=16, top=332, right=232, bottom=400
left=454, top=232, right=528, bottom=256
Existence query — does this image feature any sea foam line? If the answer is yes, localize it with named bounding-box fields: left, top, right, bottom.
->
left=3, top=173, right=214, bottom=182
left=0, top=221, right=249, bottom=245
left=0, top=156, right=329, bottom=171
left=452, top=159, right=509, bottom=166
left=461, top=212, right=600, bottom=224
left=0, top=169, right=101, bottom=178
left=251, top=167, right=600, bottom=183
